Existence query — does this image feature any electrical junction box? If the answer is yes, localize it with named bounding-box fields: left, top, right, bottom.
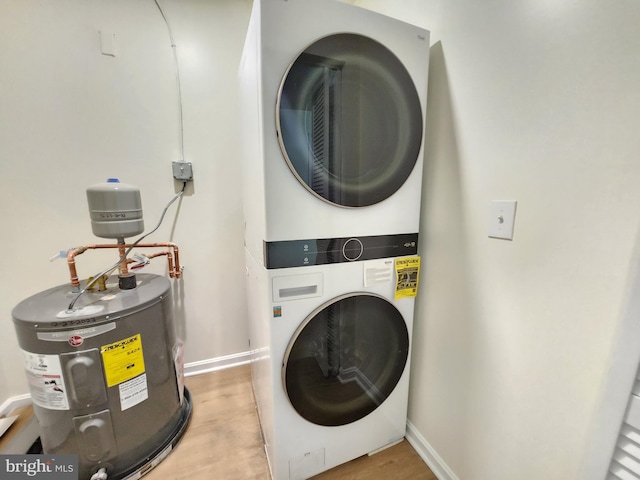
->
left=172, top=162, right=193, bottom=181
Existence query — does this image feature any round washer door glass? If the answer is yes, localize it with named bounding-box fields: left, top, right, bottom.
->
left=283, top=294, right=409, bottom=426
left=276, top=33, right=423, bottom=207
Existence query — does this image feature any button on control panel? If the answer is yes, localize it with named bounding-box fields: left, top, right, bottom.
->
left=342, top=238, right=363, bottom=261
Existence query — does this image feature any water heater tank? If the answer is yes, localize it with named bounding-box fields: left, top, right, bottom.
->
left=12, top=274, right=191, bottom=479
left=87, top=178, right=144, bottom=239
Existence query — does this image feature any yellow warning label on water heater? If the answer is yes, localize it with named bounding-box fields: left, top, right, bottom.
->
left=395, top=256, right=421, bottom=300
left=101, top=334, right=145, bottom=387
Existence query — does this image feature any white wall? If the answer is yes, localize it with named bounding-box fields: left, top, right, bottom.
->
left=0, top=0, right=252, bottom=401
left=4, top=1, right=640, bottom=477
left=355, top=0, right=640, bottom=479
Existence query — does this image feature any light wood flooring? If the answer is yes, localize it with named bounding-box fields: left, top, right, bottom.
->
left=146, top=364, right=436, bottom=480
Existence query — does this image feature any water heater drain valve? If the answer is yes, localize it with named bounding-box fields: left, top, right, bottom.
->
left=90, top=468, right=108, bottom=480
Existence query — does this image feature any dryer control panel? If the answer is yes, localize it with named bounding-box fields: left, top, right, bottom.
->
left=264, top=233, right=418, bottom=269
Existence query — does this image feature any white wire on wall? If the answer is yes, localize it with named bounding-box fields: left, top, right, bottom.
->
left=153, top=0, right=185, bottom=163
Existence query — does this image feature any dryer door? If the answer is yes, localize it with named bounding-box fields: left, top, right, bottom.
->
left=276, top=33, right=423, bottom=208
left=282, top=293, right=409, bottom=426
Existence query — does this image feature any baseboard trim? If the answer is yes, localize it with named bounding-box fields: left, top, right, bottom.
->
left=406, top=420, right=460, bottom=480
left=0, top=396, right=38, bottom=455
left=0, top=394, right=32, bottom=417
left=184, top=350, right=253, bottom=377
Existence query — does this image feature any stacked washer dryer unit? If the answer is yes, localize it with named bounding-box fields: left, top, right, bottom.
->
left=240, top=1, right=429, bottom=479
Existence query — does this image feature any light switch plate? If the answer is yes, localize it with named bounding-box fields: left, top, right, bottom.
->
left=488, top=200, right=517, bottom=240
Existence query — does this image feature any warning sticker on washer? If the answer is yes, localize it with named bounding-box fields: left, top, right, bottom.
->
left=395, top=256, right=421, bottom=299
left=119, top=373, right=148, bottom=411
left=101, top=334, right=145, bottom=388
left=22, top=351, right=69, bottom=410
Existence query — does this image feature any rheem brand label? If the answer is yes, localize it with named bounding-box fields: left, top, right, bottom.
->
left=68, top=336, right=83, bottom=347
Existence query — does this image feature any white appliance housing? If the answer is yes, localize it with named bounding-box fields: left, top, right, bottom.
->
left=245, top=250, right=417, bottom=480
left=239, top=0, right=430, bottom=266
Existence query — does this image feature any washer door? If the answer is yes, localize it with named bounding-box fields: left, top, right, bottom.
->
left=283, top=293, right=409, bottom=426
left=276, top=33, right=423, bottom=208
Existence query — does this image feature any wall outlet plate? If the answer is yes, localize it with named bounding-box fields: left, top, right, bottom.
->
left=172, top=162, right=193, bottom=181
left=488, top=200, right=517, bottom=240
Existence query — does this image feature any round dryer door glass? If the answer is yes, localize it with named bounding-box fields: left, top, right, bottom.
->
left=276, top=33, right=423, bottom=207
left=283, top=293, right=409, bottom=426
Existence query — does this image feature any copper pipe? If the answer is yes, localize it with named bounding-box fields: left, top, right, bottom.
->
left=66, top=242, right=182, bottom=288
left=146, top=251, right=175, bottom=278
left=146, top=252, right=168, bottom=260
left=118, top=242, right=129, bottom=276
left=170, top=244, right=181, bottom=278
left=134, top=243, right=181, bottom=278
left=67, top=247, right=87, bottom=288
left=168, top=254, right=176, bottom=278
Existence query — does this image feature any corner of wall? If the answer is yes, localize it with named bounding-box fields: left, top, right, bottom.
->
left=406, top=421, right=460, bottom=480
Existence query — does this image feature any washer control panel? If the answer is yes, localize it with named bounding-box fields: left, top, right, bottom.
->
left=264, top=233, right=418, bottom=269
